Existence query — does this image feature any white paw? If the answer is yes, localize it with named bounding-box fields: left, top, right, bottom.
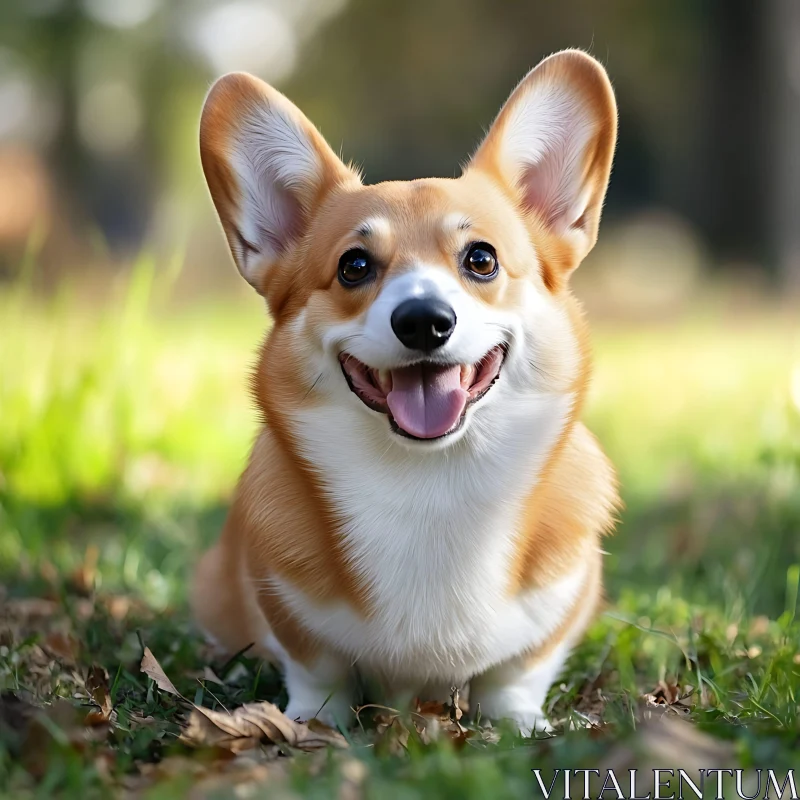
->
left=482, top=707, right=554, bottom=736
left=284, top=694, right=352, bottom=727
left=514, top=709, right=554, bottom=736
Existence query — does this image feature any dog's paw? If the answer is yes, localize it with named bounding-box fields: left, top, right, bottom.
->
left=482, top=707, right=554, bottom=737
left=284, top=695, right=352, bottom=728
left=284, top=704, right=329, bottom=725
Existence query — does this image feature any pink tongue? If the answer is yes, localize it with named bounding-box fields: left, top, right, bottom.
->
left=386, top=363, right=469, bottom=439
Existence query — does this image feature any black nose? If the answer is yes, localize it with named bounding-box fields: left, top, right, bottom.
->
left=390, top=297, right=456, bottom=352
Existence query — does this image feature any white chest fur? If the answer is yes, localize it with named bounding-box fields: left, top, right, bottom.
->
left=274, top=389, right=579, bottom=683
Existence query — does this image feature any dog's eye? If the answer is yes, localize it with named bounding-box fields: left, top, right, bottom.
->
left=464, top=243, right=498, bottom=279
left=338, top=249, right=373, bottom=286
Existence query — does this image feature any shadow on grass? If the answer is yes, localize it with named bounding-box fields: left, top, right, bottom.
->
left=609, top=482, right=800, bottom=618
left=0, top=492, right=228, bottom=606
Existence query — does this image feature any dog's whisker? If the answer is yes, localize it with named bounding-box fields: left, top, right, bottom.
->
left=303, top=372, right=324, bottom=402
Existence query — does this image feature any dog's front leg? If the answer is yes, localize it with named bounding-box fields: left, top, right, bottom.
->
left=469, top=642, right=572, bottom=735
left=279, top=648, right=355, bottom=728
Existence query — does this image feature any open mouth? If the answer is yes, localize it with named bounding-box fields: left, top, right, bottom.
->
left=339, top=345, right=506, bottom=441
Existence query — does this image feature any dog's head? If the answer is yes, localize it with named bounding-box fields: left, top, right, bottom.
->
left=200, top=50, right=617, bottom=449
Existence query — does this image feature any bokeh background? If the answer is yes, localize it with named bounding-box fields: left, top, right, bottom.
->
left=1, top=1, right=799, bottom=616
left=3, top=0, right=800, bottom=295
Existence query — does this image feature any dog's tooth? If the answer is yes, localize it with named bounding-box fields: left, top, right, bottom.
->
left=377, top=369, right=391, bottom=392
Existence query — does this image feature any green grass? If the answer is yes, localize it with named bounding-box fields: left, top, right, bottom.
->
left=1, top=262, right=799, bottom=797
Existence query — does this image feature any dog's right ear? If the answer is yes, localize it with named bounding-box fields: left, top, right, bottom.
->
left=200, top=73, right=360, bottom=295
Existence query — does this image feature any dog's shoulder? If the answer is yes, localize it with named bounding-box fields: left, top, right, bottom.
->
left=509, top=422, right=620, bottom=593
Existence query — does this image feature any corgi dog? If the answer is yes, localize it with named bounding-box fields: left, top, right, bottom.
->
left=192, top=49, right=620, bottom=734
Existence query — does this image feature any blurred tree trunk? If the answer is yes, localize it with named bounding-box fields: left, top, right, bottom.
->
left=766, top=0, right=800, bottom=292
left=47, top=0, right=84, bottom=199
left=699, top=0, right=765, bottom=263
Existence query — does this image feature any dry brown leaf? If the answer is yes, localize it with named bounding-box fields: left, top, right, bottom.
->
left=447, top=686, right=463, bottom=722
left=68, top=545, right=99, bottom=596
left=4, top=696, right=112, bottom=779
left=140, top=647, right=183, bottom=698
left=642, top=680, right=693, bottom=717
left=442, top=719, right=471, bottom=747
left=644, top=679, right=681, bottom=705
left=128, top=711, right=159, bottom=727
left=3, top=597, right=59, bottom=620
left=83, top=710, right=110, bottom=727
left=85, top=665, right=113, bottom=723
left=415, top=699, right=447, bottom=717
left=410, top=694, right=473, bottom=747
left=202, top=666, right=224, bottom=685
left=373, top=713, right=410, bottom=756
left=180, top=701, right=349, bottom=753
left=570, top=673, right=609, bottom=716
left=416, top=709, right=448, bottom=746
left=42, top=631, right=79, bottom=664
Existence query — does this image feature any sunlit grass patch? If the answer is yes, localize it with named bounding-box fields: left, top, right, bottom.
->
left=0, top=267, right=263, bottom=508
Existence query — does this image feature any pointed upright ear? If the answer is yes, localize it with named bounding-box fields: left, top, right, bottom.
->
left=468, top=50, right=617, bottom=270
left=200, top=73, right=359, bottom=294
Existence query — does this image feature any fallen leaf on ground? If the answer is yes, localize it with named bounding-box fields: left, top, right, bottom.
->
left=415, top=699, right=446, bottom=716
left=568, top=673, right=610, bottom=726
left=373, top=712, right=410, bottom=756
left=364, top=696, right=473, bottom=751
left=42, top=631, right=79, bottom=664
left=141, top=647, right=347, bottom=754
left=3, top=597, right=59, bottom=620
left=642, top=680, right=693, bottom=716
left=69, top=545, right=99, bottom=596
left=202, top=666, right=224, bottom=685
left=84, top=665, right=113, bottom=724
left=180, top=701, right=349, bottom=753
left=0, top=694, right=112, bottom=779
left=140, top=647, right=183, bottom=698
left=447, top=686, right=463, bottom=722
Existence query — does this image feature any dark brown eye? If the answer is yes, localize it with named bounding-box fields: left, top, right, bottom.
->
left=464, top=243, right=498, bottom=279
left=338, top=249, right=373, bottom=286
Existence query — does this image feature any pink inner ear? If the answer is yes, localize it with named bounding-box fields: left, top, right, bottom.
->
left=258, top=181, right=304, bottom=255
left=518, top=139, right=577, bottom=230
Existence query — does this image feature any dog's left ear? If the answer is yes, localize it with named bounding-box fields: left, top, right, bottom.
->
left=467, top=50, right=617, bottom=272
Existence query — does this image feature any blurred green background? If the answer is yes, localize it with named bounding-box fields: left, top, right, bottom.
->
left=1, top=2, right=800, bottom=794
